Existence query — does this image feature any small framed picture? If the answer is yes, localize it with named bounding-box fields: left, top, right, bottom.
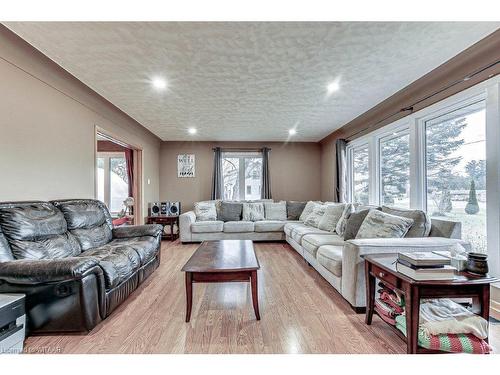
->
left=177, top=154, right=195, bottom=178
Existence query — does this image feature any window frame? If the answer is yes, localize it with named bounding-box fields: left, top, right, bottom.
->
left=222, top=151, right=263, bottom=201
left=344, top=75, right=500, bottom=277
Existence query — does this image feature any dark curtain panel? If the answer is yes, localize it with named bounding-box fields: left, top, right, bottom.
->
left=211, top=147, right=223, bottom=200
left=124, top=148, right=134, bottom=198
left=261, top=147, right=272, bottom=199
left=335, top=139, right=348, bottom=203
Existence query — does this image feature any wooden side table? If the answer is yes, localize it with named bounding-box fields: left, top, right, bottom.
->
left=363, top=253, right=498, bottom=354
left=146, top=216, right=179, bottom=241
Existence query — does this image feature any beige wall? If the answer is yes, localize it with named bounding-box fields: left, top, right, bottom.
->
left=0, top=27, right=161, bottom=221
left=159, top=141, right=321, bottom=211
left=320, top=139, right=336, bottom=202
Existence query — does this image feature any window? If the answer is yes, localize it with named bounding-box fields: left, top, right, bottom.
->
left=425, top=101, right=486, bottom=253
left=96, top=152, right=129, bottom=215
left=350, top=145, right=370, bottom=204
left=380, top=131, right=410, bottom=207
left=222, top=152, right=262, bottom=200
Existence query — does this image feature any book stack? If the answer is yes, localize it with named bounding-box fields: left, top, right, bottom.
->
left=396, top=252, right=456, bottom=280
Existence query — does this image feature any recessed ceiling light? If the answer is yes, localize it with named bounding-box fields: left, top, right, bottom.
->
left=151, top=77, right=168, bottom=90
left=327, top=81, right=340, bottom=94
left=289, top=129, right=297, bottom=136
left=188, top=128, right=197, bottom=135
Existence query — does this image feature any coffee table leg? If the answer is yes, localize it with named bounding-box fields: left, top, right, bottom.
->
left=185, top=272, right=193, bottom=322
left=250, top=270, right=260, bottom=320
left=365, top=261, right=375, bottom=325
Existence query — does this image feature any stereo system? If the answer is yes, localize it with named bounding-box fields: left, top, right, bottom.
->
left=149, top=202, right=181, bottom=216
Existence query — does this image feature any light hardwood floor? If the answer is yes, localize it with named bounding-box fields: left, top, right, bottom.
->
left=25, top=241, right=500, bottom=354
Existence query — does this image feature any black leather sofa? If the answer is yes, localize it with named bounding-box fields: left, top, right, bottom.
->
left=0, top=199, right=163, bottom=334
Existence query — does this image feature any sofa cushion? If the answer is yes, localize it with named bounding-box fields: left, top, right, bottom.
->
left=82, top=246, right=141, bottom=289
left=283, top=222, right=305, bottom=237
left=356, top=210, right=414, bottom=239
left=264, top=201, right=287, bottom=221
left=194, top=201, right=218, bottom=221
left=304, top=204, right=327, bottom=228
left=242, top=202, right=265, bottom=221
left=286, top=201, right=306, bottom=220
left=218, top=201, right=242, bottom=222
left=0, top=202, right=68, bottom=241
left=318, top=204, right=345, bottom=232
left=255, top=220, right=298, bottom=232
left=223, top=221, right=255, bottom=233
left=191, top=220, right=224, bottom=233
left=316, top=245, right=343, bottom=277
left=382, top=206, right=431, bottom=237
left=301, top=233, right=344, bottom=257
left=343, top=209, right=371, bottom=241
left=0, top=202, right=82, bottom=260
left=52, top=199, right=113, bottom=251
left=299, top=201, right=320, bottom=222
left=335, top=203, right=355, bottom=236
left=290, top=225, right=327, bottom=244
left=109, top=236, right=159, bottom=265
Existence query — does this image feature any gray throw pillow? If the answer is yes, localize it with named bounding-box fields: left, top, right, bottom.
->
left=356, top=210, right=414, bottom=239
left=304, top=205, right=327, bottom=228
left=286, top=201, right=306, bottom=220
left=318, top=204, right=345, bottom=232
left=335, top=203, right=354, bottom=236
left=264, top=201, right=287, bottom=221
left=343, top=209, right=371, bottom=240
left=194, top=201, right=217, bottom=221
left=218, top=202, right=242, bottom=222
left=299, top=201, right=320, bottom=222
left=242, top=202, right=265, bottom=221
left=381, top=206, right=431, bottom=237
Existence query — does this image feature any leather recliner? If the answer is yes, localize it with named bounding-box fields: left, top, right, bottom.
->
left=0, top=199, right=163, bottom=334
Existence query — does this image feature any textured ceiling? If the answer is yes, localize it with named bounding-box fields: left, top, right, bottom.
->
left=4, top=22, right=499, bottom=141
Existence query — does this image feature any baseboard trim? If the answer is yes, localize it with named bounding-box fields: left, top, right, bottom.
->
left=491, top=300, right=500, bottom=321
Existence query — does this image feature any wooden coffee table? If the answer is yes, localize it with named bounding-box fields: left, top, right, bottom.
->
left=181, top=240, right=261, bottom=322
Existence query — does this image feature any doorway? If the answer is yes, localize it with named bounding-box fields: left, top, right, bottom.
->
left=95, top=129, right=143, bottom=225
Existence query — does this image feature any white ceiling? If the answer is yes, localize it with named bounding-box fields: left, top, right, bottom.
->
left=5, top=22, right=499, bottom=142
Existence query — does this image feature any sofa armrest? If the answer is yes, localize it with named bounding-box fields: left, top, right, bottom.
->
left=179, top=211, right=196, bottom=242
left=0, top=257, right=102, bottom=285
left=341, top=237, right=470, bottom=308
left=112, top=224, right=163, bottom=239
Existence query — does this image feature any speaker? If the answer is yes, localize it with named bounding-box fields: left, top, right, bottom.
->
left=148, top=202, right=161, bottom=216
left=167, top=201, right=181, bottom=216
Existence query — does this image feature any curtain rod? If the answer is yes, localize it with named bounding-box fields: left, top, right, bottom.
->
left=212, top=147, right=271, bottom=152
left=346, top=59, right=500, bottom=141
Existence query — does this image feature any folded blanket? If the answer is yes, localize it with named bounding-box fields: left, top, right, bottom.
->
left=395, top=315, right=491, bottom=354
left=419, top=299, right=489, bottom=339
left=375, top=305, right=396, bottom=325
left=378, top=282, right=405, bottom=307
left=375, top=298, right=397, bottom=318
left=380, top=291, right=404, bottom=314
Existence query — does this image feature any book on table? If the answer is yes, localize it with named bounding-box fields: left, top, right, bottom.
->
left=398, top=251, right=451, bottom=267
left=395, top=262, right=456, bottom=280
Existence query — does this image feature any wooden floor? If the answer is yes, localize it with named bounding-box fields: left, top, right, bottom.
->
left=25, top=241, right=500, bottom=354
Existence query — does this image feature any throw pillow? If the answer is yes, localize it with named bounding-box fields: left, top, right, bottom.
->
left=343, top=209, right=371, bottom=240
left=264, top=201, right=287, bottom=221
left=304, top=205, right=327, bottom=228
left=299, top=201, right=320, bottom=222
left=356, top=210, right=414, bottom=239
left=318, top=204, right=345, bottom=232
left=381, top=206, right=431, bottom=237
left=218, top=201, right=242, bottom=222
left=194, top=201, right=217, bottom=221
left=335, top=203, right=354, bottom=236
left=242, top=202, right=265, bottom=221
left=286, top=201, right=307, bottom=220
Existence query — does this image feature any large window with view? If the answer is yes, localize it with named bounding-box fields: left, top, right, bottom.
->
left=222, top=152, right=262, bottom=201
left=350, top=145, right=370, bottom=204
left=380, top=131, right=410, bottom=208
left=425, top=101, right=487, bottom=253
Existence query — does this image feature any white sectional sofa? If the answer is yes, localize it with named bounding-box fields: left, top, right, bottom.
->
left=179, top=202, right=469, bottom=310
